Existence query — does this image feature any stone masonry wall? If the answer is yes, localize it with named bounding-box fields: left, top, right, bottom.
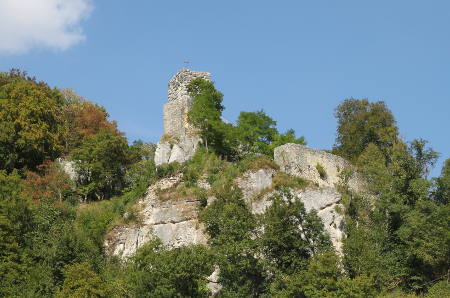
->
left=155, top=69, right=211, bottom=166
left=164, top=69, right=211, bottom=137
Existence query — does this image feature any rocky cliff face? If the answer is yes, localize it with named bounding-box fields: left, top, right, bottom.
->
left=236, top=167, right=346, bottom=253
left=105, top=144, right=362, bottom=257
left=154, top=69, right=210, bottom=166
left=104, top=174, right=207, bottom=259
left=274, top=143, right=365, bottom=192
left=154, top=135, right=202, bottom=166
left=107, top=71, right=367, bottom=259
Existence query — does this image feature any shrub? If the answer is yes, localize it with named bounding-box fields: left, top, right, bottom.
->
left=316, top=163, right=327, bottom=180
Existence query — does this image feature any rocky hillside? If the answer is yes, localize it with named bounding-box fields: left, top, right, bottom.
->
left=1, top=69, right=448, bottom=297
left=105, top=143, right=364, bottom=258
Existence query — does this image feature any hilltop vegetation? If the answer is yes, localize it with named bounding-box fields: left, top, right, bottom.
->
left=0, top=70, right=448, bottom=297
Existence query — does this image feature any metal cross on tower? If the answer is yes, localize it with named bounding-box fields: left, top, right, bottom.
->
left=183, top=61, right=190, bottom=69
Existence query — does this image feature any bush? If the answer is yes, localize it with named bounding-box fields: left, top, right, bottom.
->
left=127, top=240, right=214, bottom=297
left=316, top=163, right=327, bottom=180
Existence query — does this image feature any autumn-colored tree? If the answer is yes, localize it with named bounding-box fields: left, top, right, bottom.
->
left=22, top=161, right=74, bottom=202
left=60, top=89, right=121, bottom=153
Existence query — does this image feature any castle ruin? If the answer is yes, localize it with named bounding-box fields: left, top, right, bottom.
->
left=154, top=69, right=210, bottom=166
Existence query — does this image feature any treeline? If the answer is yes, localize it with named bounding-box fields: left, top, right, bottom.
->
left=0, top=69, right=154, bottom=296
left=0, top=70, right=448, bottom=297
left=0, top=69, right=150, bottom=201
left=332, top=99, right=449, bottom=295
left=186, top=78, right=306, bottom=158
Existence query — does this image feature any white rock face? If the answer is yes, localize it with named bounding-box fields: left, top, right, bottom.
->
left=154, top=135, right=202, bottom=166
left=272, top=143, right=369, bottom=252
left=235, top=168, right=345, bottom=252
left=108, top=144, right=364, bottom=258
left=104, top=175, right=207, bottom=258
left=154, top=142, right=172, bottom=166
left=206, top=266, right=222, bottom=296
left=235, top=168, right=274, bottom=207
left=293, top=187, right=345, bottom=252
left=274, top=143, right=364, bottom=192
left=56, top=158, right=78, bottom=181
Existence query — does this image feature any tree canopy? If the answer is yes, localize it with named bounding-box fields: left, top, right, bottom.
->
left=187, top=78, right=306, bottom=159
left=333, top=98, right=399, bottom=162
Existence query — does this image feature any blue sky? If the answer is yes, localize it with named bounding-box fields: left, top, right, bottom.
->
left=1, top=0, right=449, bottom=176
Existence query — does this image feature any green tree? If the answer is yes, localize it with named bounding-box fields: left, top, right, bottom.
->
left=356, top=143, right=390, bottom=194
left=269, top=128, right=306, bottom=152
left=344, top=135, right=443, bottom=293
left=235, top=111, right=305, bottom=157
left=0, top=79, right=63, bottom=171
left=333, top=98, right=399, bottom=162
left=432, top=158, right=450, bottom=205
left=236, top=110, right=278, bottom=156
left=57, top=262, right=108, bottom=298
left=397, top=200, right=450, bottom=291
left=260, top=189, right=331, bottom=275
left=71, top=130, right=133, bottom=201
left=127, top=239, right=214, bottom=297
left=0, top=170, right=33, bottom=296
left=270, top=252, right=374, bottom=298
left=187, top=78, right=225, bottom=153
left=200, top=185, right=267, bottom=296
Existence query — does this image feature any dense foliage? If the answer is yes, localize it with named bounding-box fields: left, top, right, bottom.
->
left=0, top=71, right=448, bottom=297
left=333, top=98, right=399, bottom=162
left=187, top=78, right=305, bottom=159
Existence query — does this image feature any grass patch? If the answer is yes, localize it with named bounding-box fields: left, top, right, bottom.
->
left=315, top=163, right=327, bottom=180
left=273, top=172, right=309, bottom=190
left=182, top=148, right=225, bottom=187
left=252, top=186, right=276, bottom=202
left=237, top=154, right=279, bottom=173
left=156, top=183, right=207, bottom=202
left=156, top=162, right=183, bottom=180
left=159, top=134, right=180, bottom=144
left=252, top=172, right=309, bottom=202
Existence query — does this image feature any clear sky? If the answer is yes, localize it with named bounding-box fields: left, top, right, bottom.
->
left=1, top=0, right=449, bottom=176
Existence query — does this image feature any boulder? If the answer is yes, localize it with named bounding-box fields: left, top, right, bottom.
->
left=154, top=135, right=201, bottom=166
left=274, top=143, right=365, bottom=192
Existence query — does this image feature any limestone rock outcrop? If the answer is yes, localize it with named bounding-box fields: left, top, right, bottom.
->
left=154, top=135, right=202, bottom=165
left=274, top=143, right=364, bottom=192
left=292, top=187, right=345, bottom=252
left=236, top=167, right=345, bottom=252
left=235, top=168, right=275, bottom=213
left=104, top=174, right=207, bottom=259
left=105, top=155, right=354, bottom=259
left=154, top=69, right=210, bottom=166
left=107, top=66, right=369, bottom=261
left=56, top=158, right=78, bottom=181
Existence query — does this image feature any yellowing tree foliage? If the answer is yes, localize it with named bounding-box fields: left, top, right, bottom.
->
left=0, top=80, right=63, bottom=171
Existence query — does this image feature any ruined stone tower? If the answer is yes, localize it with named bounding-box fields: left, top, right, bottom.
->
left=154, top=69, right=211, bottom=166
